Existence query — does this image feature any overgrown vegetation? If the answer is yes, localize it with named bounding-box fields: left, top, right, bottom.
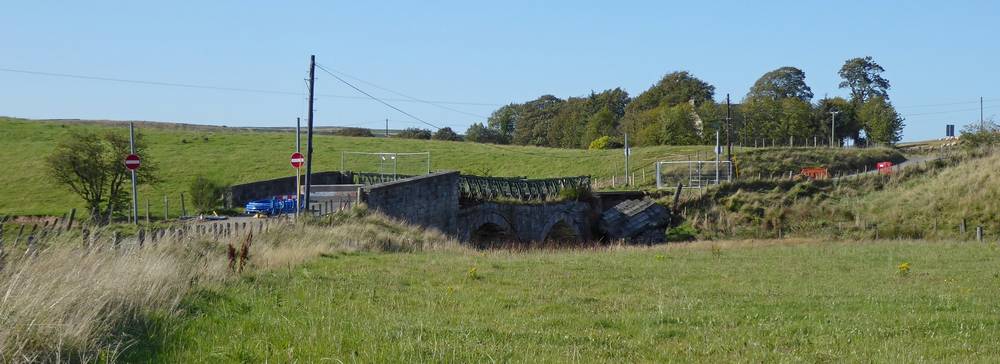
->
left=677, top=150, right=996, bottom=240
left=188, top=175, right=225, bottom=213
left=735, top=147, right=905, bottom=178
left=0, top=208, right=457, bottom=362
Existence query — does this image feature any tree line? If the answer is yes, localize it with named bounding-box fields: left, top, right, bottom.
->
left=462, top=56, right=904, bottom=149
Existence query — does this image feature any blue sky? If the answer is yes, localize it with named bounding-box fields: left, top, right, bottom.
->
left=2, top=1, right=997, bottom=141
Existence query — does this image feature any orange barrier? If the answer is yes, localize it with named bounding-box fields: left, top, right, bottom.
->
left=800, top=167, right=829, bottom=180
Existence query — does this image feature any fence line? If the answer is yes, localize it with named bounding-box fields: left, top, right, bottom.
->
left=459, top=175, right=590, bottom=201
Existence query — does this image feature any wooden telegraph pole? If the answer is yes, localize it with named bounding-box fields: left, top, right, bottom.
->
left=304, top=55, right=316, bottom=214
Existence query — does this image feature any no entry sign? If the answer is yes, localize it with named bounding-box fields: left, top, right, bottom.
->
left=124, top=154, right=141, bottom=170
left=290, top=152, right=305, bottom=168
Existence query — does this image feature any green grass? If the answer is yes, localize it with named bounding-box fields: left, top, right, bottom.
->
left=128, top=240, right=1000, bottom=362
left=735, top=147, right=905, bottom=178
left=0, top=117, right=717, bottom=218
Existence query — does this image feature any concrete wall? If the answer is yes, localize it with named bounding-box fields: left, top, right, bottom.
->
left=228, top=171, right=352, bottom=206
left=363, top=171, right=460, bottom=234
left=456, top=201, right=591, bottom=242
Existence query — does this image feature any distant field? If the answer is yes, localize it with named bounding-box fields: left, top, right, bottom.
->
left=0, top=117, right=719, bottom=217
left=127, top=239, right=1000, bottom=362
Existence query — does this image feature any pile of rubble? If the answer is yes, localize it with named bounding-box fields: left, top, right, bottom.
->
left=598, top=198, right=671, bottom=244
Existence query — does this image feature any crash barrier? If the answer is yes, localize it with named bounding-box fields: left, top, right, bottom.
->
left=459, top=175, right=590, bottom=201
left=352, top=172, right=414, bottom=186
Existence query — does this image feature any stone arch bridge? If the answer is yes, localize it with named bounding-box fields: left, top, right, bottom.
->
left=362, top=171, right=595, bottom=243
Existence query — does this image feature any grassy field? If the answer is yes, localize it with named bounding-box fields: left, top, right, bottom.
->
left=0, top=117, right=718, bottom=217
left=127, top=239, right=1000, bottom=362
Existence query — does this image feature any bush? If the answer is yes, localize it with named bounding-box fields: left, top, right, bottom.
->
left=465, top=123, right=504, bottom=144
left=588, top=136, right=623, bottom=150
left=189, top=176, right=225, bottom=213
left=335, top=127, right=375, bottom=137
left=666, top=222, right=698, bottom=242
left=432, top=127, right=462, bottom=141
left=396, top=128, right=432, bottom=140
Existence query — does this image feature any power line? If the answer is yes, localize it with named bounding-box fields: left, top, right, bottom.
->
left=0, top=66, right=501, bottom=107
left=315, top=63, right=442, bottom=130
left=903, top=104, right=998, bottom=117
left=897, top=98, right=1000, bottom=109
left=319, top=66, right=490, bottom=119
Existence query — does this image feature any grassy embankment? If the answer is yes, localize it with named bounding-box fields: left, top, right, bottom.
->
left=678, top=149, right=998, bottom=240
left=125, top=239, right=1000, bottom=362
left=734, top=147, right=905, bottom=179
left=0, top=117, right=718, bottom=218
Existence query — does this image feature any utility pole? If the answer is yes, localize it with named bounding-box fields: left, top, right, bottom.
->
left=304, top=55, right=316, bottom=214
left=829, top=110, right=840, bottom=148
left=982, top=96, right=985, bottom=130
left=726, top=93, right=732, bottom=162
left=128, top=122, right=138, bottom=224
left=385, top=118, right=389, bottom=137
left=623, top=133, right=630, bottom=187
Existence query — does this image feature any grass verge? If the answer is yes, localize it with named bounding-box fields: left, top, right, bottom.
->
left=0, top=208, right=457, bottom=362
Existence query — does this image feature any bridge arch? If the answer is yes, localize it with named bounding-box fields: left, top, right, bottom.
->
left=540, top=214, right=581, bottom=243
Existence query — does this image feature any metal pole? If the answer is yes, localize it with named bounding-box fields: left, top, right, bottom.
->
left=296, top=117, right=301, bottom=217
left=624, top=133, right=629, bottom=187
left=715, top=130, right=720, bottom=185
left=726, top=93, right=732, bottom=162
left=129, top=122, right=138, bottom=224
left=829, top=111, right=840, bottom=148
left=304, top=55, right=316, bottom=214
left=426, top=152, right=431, bottom=174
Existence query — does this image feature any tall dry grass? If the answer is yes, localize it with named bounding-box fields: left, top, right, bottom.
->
left=0, top=208, right=458, bottom=362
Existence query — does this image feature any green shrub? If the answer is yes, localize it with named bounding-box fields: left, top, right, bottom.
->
left=666, top=222, right=698, bottom=242
left=189, top=176, right=225, bottom=213
left=588, top=136, right=623, bottom=150
left=396, top=128, right=432, bottom=140
left=335, top=127, right=375, bottom=137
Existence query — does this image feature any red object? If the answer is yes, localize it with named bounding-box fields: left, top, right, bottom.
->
left=290, top=152, right=305, bottom=168
left=876, top=161, right=894, bottom=175
left=800, top=167, right=829, bottom=180
left=124, top=154, right=141, bottom=170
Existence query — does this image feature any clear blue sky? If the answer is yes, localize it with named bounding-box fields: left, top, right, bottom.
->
left=2, top=1, right=997, bottom=141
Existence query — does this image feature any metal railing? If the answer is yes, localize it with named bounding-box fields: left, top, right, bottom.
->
left=459, top=175, right=590, bottom=201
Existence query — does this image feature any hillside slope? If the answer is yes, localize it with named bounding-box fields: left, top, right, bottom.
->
left=0, top=118, right=716, bottom=217
left=679, top=151, right=998, bottom=240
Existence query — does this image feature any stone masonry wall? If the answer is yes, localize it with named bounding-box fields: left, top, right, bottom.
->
left=362, top=171, right=460, bottom=234
left=228, top=171, right=352, bottom=207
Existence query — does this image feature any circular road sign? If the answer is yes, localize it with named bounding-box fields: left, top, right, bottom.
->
left=124, top=154, right=141, bottom=170
left=290, top=152, right=305, bottom=168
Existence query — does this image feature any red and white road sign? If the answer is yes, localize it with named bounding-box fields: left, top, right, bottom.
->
left=290, top=152, right=305, bottom=168
left=124, top=154, right=141, bottom=170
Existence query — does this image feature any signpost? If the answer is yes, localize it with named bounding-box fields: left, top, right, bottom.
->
left=291, top=152, right=304, bottom=216
left=125, top=122, right=140, bottom=224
